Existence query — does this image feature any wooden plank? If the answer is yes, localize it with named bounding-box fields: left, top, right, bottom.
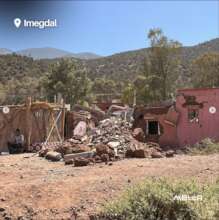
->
left=26, top=97, right=32, bottom=151
left=51, top=112, right=62, bottom=142
left=44, top=110, right=62, bottom=144
left=61, top=99, right=66, bottom=142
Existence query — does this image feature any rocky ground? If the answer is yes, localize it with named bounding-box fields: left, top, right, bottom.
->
left=0, top=153, right=218, bottom=220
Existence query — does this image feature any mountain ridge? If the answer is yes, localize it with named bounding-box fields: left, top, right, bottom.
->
left=79, top=38, right=219, bottom=82
left=1, top=38, right=218, bottom=61
left=0, top=48, right=13, bottom=55
left=0, top=47, right=101, bottom=60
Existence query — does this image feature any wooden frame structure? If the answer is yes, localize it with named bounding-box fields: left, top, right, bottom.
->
left=0, top=97, right=65, bottom=152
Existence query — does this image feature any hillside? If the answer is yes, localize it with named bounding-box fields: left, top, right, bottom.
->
left=0, top=55, right=48, bottom=84
left=17, top=47, right=74, bottom=60
left=0, top=48, right=12, bottom=55
left=1, top=38, right=219, bottom=81
left=0, top=47, right=101, bottom=60
left=81, top=38, right=219, bottom=81
left=0, top=38, right=219, bottom=104
left=71, top=52, right=102, bottom=60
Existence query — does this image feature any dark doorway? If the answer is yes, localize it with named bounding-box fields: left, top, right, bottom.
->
left=148, top=121, right=159, bottom=135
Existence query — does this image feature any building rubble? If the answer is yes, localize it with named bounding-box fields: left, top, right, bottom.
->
left=37, top=116, right=175, bottom=166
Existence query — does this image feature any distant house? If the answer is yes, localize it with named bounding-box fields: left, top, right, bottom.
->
left=133, top=88, right=219, bottom=148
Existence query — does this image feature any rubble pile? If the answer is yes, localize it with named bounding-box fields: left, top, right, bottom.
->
left=38, top=117, right=175, bottom=166
left=38, top=141, right=93, bottom=157
left=88, top=118, right=133, bottom=154
left=125, top=141, right=172, bottom=158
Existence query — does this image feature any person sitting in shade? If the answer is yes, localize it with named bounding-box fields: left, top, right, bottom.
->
left=8, top=128, right=25, bottom=154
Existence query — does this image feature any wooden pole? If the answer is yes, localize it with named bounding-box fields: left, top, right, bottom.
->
left=61, top=98, right=65, bottom=142
left=133, top=89, right=136, bottom=107
left=26, top=97, right=32, bottom=151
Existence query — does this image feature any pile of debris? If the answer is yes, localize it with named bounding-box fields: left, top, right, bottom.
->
left=37, top=117, right=175, bottom=166
left=38, top=142, right=117, bottom=166
left=88, top=118, right=133, bottom=154
left=125, top=141, right=175, bottom=158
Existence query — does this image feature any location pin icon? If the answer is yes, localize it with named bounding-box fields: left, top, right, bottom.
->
left=14, top=18, right=21, bottom=28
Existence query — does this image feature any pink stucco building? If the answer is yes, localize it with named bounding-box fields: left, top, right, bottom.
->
left=133, top=88, right=219, bottom=148
left=176, top=88, right=219, bottom=147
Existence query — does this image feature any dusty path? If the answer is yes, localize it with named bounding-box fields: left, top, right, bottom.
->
left=0, top=153, right=218, bottom=220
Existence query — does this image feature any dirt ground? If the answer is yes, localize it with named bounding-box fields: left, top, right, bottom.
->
left=0, top=153, right=218, bottom=220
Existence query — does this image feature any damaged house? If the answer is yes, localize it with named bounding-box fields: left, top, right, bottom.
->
left=0, top=98, right=65, bottom=152
left=133, top=88, right=219, bottom=148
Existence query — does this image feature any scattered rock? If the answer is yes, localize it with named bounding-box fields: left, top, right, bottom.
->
left=95, top=144, right=114, bottom=158
left=132, top=128, right=145, bottom=142
left=73, top=121, right=87, bottom=138
left=74, top=157, right=90, bottom=167
left=88, top=158, right=96, bottom=164
left=65, top=159, right=74, bottom=165
left=39, top=148, right=49, bottom=157
left=56, top=143, right=91, bottom=155
left=151, top=150, right=164, bottom=158
left=137, top=164, right=144, bottom=167
left=147, top=142, right=161, bottom=150
left=96, top=144, right=110, bottom=156
left=74, top=145, right=91, bottom=153
left=125, top=144, right=137, bottom=157
left=94, top=155, right=101, bottom=163
left=45, top=151, right=62, bottom=161
left=0, top=207, right=5, bottom=212
left=165, top=150, right=175, bottom=157
left=134, top=148, right=150, bottom=158
left=100, top=154, right=109, bottom=163
left=115, top=155, right=122, bottom=160
left=107, top=141, right=120, bottom=148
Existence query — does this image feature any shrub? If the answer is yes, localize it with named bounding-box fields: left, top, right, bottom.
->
left=186, top=138, right=219, bottom=155
left=95, top=178, right=219, bottom=220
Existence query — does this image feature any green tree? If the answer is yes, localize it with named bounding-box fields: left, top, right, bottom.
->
left=0, top=83, right=7, bottom=105
left=91, top=77, right=118, bottom=101
left=2, top=77, right=40, bottom=104
left=121, top=83, right=135, bottom=105
left=42, top=59, right=91, bottom=105
left=191, top=52, right=219, bottom=88
left=92, top=78, right=117, bottom=94
left=144, top=28, right=182, bottom=102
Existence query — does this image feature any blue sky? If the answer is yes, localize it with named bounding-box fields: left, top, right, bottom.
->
left=0, top=0, right=218, bottom=56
